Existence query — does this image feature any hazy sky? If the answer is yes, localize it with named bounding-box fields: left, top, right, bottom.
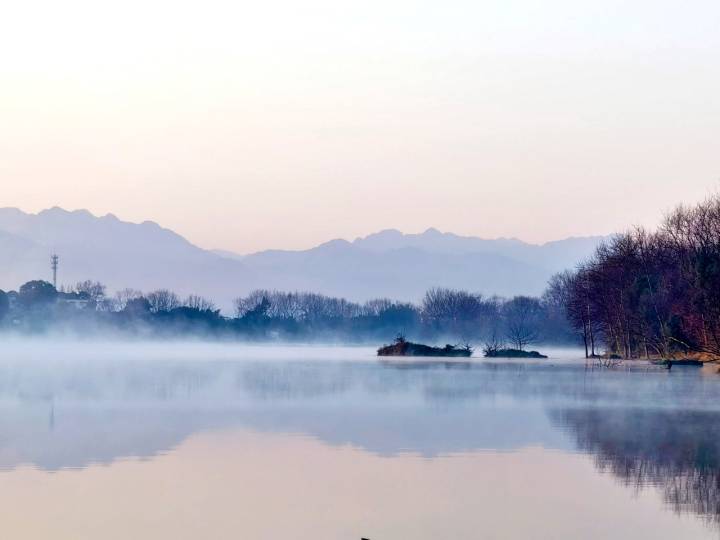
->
left=1, top=0, right=719, bottom=253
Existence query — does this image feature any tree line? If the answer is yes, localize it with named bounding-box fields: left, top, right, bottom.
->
left=0, top=280, right=573, bottom=345
left=550, top=194, right=720, bottom=359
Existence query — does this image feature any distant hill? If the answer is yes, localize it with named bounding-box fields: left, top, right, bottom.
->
left=214, top=229, right=605, bottom=304
left=0, top=207, right=250, bottom=310
left=0, top=208, right=606, bottom=311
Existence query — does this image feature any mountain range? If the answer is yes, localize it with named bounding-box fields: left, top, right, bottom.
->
left=0, top=207, right=606, bottom=312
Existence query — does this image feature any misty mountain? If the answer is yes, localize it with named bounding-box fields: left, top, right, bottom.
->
left=0, top=207, right=250, bottom=309
left=217, top=228, right=605, bottom=302
left=350, top=228, right=598, bottom=271
left=0, top=207, right=605, bottom=311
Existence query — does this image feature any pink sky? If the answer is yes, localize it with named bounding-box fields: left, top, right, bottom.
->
left=2, top=0, right=719, bottom=252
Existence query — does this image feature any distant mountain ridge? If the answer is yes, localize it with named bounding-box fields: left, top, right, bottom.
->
left=0, top=207, right=607, bottom=311
left=216, top=227, right=604, bottom=277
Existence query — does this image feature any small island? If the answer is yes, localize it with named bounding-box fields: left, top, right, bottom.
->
left=377, top=335, right=472, bottom=357
left=483, top=347, right=548, bottom=359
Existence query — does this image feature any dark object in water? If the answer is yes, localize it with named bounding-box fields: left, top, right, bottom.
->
left=484, top=348, right=548, bottom=359
left=651, top=359, right=703, bottom=368
left=377, top=335, right=472, bottom=357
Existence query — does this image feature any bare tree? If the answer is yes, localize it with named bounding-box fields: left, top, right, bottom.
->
left=503, top=296, right=542, bottom=350
left=361, top=298, right=394, bottom=317
left=113, top=288, right=143, bottom=311
left=146, top=289, right=181, bottom=313
left=73, top=280, right=107, bottom=302
left=421, top=287, right=495, bottom=336
left=559, top=194, right=720, bottom=359
left=184, top=294, right=216, bottom=311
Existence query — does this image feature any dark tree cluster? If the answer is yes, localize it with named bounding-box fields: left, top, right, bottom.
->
left=229, top=287, right=572, bottom=345
left=554, top=195, right=720, bottom=359
left=0, top=281, right=222, bottom=337
left=0, top=280, right=574, bottom=345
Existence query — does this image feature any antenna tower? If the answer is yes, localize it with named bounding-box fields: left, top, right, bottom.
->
left=51, top=254, right=59, bottom=289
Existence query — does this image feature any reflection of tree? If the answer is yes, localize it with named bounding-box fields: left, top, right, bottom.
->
left=552, top=407, right=720, bottom=526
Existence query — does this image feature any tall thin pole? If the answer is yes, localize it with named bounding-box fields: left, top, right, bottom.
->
left=51, top=254, right=59, bottom=289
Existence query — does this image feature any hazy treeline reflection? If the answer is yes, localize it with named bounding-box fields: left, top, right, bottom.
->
left=0, top=348, right=718, bottom=530
left=553, top=407, right=720, bottom=525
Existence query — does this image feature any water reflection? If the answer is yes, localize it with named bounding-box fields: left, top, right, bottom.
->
left=0, top=351, right=718, bottom=531
left=553, top=407, right=720, bottom=525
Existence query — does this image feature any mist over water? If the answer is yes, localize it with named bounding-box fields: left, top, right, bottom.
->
left=0, top=342, right=718, bottom=539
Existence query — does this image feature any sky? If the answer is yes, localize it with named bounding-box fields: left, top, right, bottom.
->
left=1, top=0, right=719, bottom=253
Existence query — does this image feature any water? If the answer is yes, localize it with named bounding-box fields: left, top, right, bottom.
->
left=0, top=343, right=718, bottom=539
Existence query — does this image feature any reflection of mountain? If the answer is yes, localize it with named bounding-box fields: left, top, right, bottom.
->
left=552, top=408, right=720, bottom=525
left=0, top=403, right=568, bottom=471
left=0, top=359, right=577, bottom=470
left=0, top=356, right=718, bottom=491
left=0, top=406, right=236, bottom=471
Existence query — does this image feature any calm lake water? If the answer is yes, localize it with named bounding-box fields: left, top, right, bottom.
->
left=0, top=343, right=719, bottom=539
